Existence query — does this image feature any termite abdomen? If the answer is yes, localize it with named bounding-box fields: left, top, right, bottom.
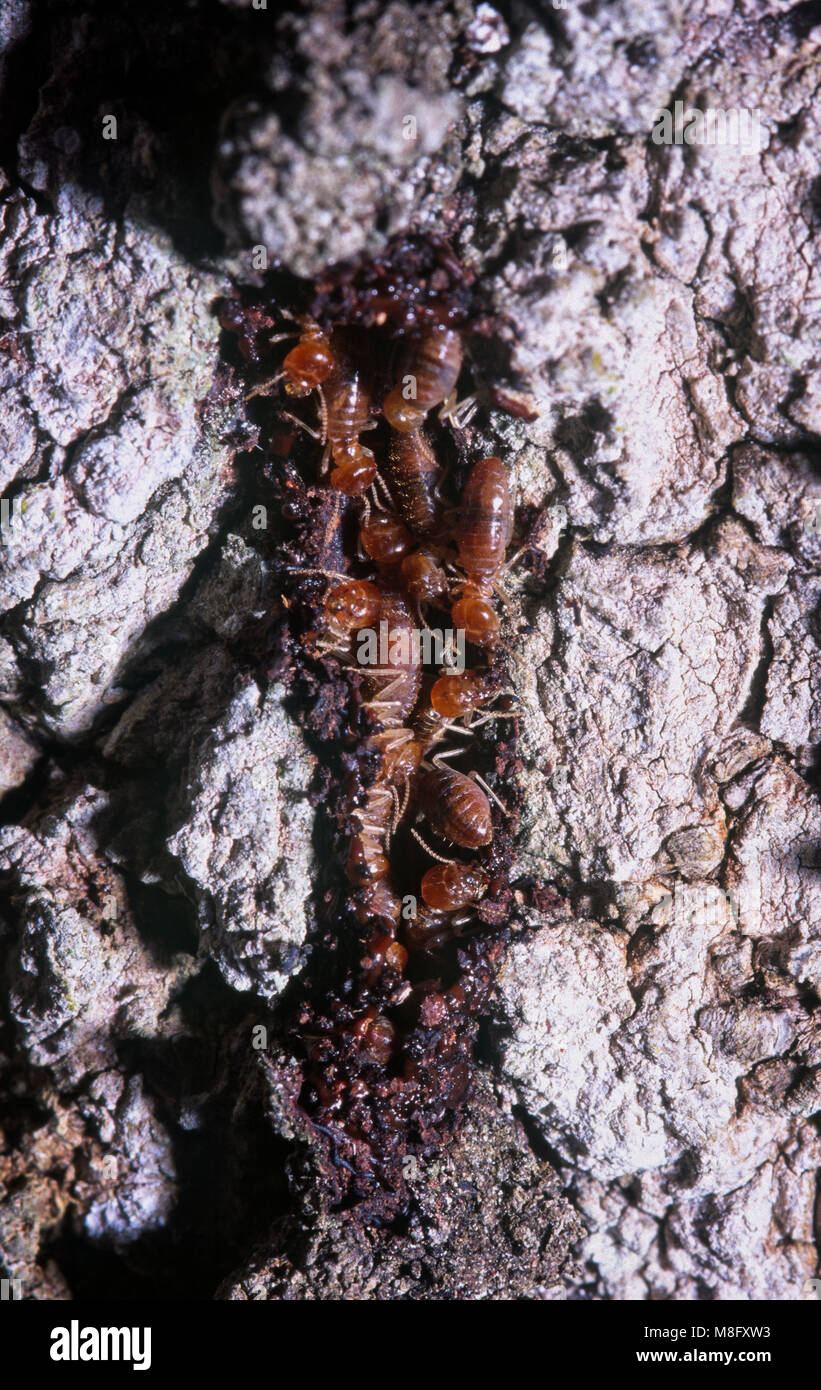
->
left=416, top=768, right=493, bottom=848
left=457, top=456, right=511, bottom=588
left=360, top=514, right=413, bottom=566
left=361, top=590, right=422, bottom=728
left=385, top=427, right=441, bottom=536
left=383, top=326, right=463, bottom=430
left=346, top=836, right=390, bottom=886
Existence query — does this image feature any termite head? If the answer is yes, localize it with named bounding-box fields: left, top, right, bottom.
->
left=429, top=671, right=486, bottom=717
left=420, top=862, right=488, bottom=911
left=330, top=446, right=377, bottom=495
left=400, top=549, right=447, bottom=601
left=324, top=579, right=381, bottom=630
left=282, top=327, right=335, bottom=396
left=360, top=514, right=414, bottom=565
left=451, top=585, right=500, bottom=646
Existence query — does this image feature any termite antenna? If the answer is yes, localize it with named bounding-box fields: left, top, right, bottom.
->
left=367, top=482, right=388, bottom=514
left=316, top=385, right=329, bottom=447
left=373, top=473, right=394, bottom=509
left=410, top=827, right=456, bottom=864
left=285, top=566, right=351, bottom=582
left=247, top=370, right=286, bottom=400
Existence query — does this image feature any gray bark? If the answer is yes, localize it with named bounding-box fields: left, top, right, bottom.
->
left=1, top=0, right=820, bottom=1300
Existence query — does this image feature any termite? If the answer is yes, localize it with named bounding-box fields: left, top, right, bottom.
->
left=402, top=867, right=487, bottom=951
left=357, top=590, right=422, bottom=729
left=399, top=549, right=447, bottom=604
left=312, top=578, right=382, bottom=657
left=410, top=671, right=514, bottom=759
left=248, top=316, right=334, bottom=399
left=322, top=333, right=379, bottom=494
left=346, top=785, right=394, bottom=888
left=350, top=1009, right=397, bottom=1064
left=252, top=321, right=378, bottom=495
left=280, top=320, right=335, bottom=397
left=382, top=325, right=464, bottom=431
left=403, top=903, right=460, bottom=954
left=420, top=862, right=488, bottom=911
left=415, top=767, right=493, bottom=849
left=451, top=456, right=512, bottom=645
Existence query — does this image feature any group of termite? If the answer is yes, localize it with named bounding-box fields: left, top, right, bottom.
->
left=257, top=307, right=514, bottom=1079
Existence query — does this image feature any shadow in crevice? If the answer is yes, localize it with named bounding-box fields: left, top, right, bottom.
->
left=0, top=0, right=302, bottom=262
left=40, top=962, right=290, bottom=1301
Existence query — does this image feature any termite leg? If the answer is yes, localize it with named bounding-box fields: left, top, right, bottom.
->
left=430, top=744, right=470, bottom=768
left=280, top=410, right=323, bottom=441
left=470, top=770, right=508, bottom=816
left=321, top=491, right=342, bottom=554
left=284, top=566, right=351, bottom=582
left=502, top=545, right=530, bottom=574
left=364, top=700, right=404, bottom=719
left=439, top=390, right=478, bottom=429
left=433, top=465, right=451, bottom=503
left=463, top=710, right=519, bottom=731
left=394, top=776, right=411, bottom=826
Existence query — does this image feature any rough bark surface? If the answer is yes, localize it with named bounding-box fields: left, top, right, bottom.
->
left=1, top=0, right=820, bottom=1300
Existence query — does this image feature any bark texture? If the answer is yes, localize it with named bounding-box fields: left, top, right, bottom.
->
left=1, top=0, right=820, bottom=1299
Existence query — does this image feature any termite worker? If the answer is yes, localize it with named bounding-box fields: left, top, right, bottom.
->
left=451, top=456, right=512, bottom=646
left=382, top=325, right=466, bottom=431
left=251, top=319, right=378, bottom=495
left=322, top=332, right=379, bottom=494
